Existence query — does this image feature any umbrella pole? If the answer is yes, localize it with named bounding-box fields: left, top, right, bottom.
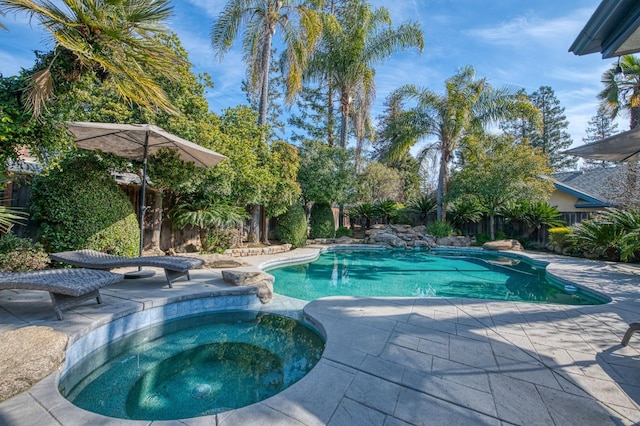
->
left=139, top=131, right=149, bottom=261
left=125, top=130, right=155, bottom=280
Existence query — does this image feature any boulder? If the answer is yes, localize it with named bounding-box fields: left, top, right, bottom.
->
left=412, top=225, right=427, bottom=234
left=335, top=236, right=355, bottom=244
left=0, top=326, right=68, bottom=402
left=413, top=239, right=435, bottom=248
left=222, top=270, right=275, bottom=303
left=482, top=239, right=523, bottom=251
left=372, top=232, right=407, bottom=248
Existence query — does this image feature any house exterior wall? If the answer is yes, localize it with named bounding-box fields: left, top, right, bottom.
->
left=549, top=189, right=602, bottom=213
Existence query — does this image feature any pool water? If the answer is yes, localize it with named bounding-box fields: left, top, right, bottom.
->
left=268, top=250, right=605, bottom=305
left=59, top=311, right=324, bottom=420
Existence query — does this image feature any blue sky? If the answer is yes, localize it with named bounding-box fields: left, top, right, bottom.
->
left=0, top=0, right=623, bottom=148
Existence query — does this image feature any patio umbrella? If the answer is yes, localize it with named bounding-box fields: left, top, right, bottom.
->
left=563, top=126, right=640, bottom=162
left=66, top=122, right=226, bottom=270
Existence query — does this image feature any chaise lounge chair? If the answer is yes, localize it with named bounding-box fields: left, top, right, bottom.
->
left=49, top=250, right=205, bottom=287
left=0, top=268, right=124, bottom=320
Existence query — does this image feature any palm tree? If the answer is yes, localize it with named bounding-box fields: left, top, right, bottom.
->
left=386, top=66, right=538, bottom=222
left=0, top=0, right=185, bottom=117
left=599, top=55, right=640, bottom=129
left=306, top=0, right=423, bottom=149
left=170, top=194, right=248, bottom=252
left=211, top=0, right=323, bottom=128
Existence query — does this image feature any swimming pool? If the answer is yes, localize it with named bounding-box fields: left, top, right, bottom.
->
left=267, top=249, right=606, bottom=305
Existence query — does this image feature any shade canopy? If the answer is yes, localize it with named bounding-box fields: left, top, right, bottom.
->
left=564, top=126, right=640, bottom=162
left=66, top=122, right=226, bottom=168
left=65, top=121, right=226, bottom=262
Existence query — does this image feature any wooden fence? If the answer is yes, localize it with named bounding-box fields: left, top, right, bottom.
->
left=3, top=174, right=601, bottom=249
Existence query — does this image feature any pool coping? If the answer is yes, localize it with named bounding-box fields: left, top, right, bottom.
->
left=1, top=246, right=640, bottom=425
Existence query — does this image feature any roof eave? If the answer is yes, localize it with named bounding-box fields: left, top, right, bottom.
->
left=570, top=0, right=640, bottom=58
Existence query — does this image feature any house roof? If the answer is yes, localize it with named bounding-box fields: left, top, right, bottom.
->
left=552, top=168, right=618, bottom=208
left=570, top=0, right=640, bottom=58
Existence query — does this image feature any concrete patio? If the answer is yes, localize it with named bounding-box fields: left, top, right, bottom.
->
left=1, top=247, right=640, bottom=425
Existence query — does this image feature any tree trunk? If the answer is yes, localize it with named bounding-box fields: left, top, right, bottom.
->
left=340, top=93, right=350, bottom=148
left=248, top=204, right=260, bottom=243
left=257, top=28, right=274, bottom=128
left=150, top=190, right=163, bottom=250
left=328, top=85, right=335, bottom=147
left=489, top=214, right=495, bottom=241
left=260, top=205, right=270, bottom=245
left=631, top=104, right=640, bottom=129
left=436, top=152, right=449, bottom=222
left=199, top=227, right=209, bottom=252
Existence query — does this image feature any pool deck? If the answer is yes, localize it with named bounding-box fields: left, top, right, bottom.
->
left=1, top=246, right=640, bottom=425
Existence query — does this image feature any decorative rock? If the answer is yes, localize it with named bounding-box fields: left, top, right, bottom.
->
left=223, top=244, right=291, bottom=257
left=372, top=232, right=407, bottom=248
left=334, top=236, right=354, bottom=244
left=0, top=326, right=68, bottom=402
left=205, top=259, right=248, bottom=268
left=413, top=239, right=435, bottom=248
left=482, top=239, right=523, bottom=251
left=412, top=225, right=427, bottom=234
left=222, top=270, right=275, bottom=303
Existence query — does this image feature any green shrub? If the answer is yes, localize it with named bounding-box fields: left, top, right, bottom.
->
left=427, top=221, right=453, bottom=238
left=571, top=208, right=640, bottom=262
left=276, top=203, right=307, bottom=248
left=31, top=152, right=139, bottom=256
left=309, top=202, right=335, bottom=239
left=548, top=227, right=573, bottom=250
left=474, top=233, right=490, bottom=245
left=335, top=227, right=352, bottom=238
left=206, top=227, right=238, bottom=254
left=0, top=233, right=50, bottom=272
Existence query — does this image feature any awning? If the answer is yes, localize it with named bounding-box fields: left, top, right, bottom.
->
left=570, top=0, right=640, bottom=58
left=563, top=126, right=640, bottom=162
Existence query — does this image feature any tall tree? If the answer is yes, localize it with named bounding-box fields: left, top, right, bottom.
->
left=0, top=0, right=185, bottom=117
left=288, top=84, right=339, bottom=145
left=297, top=140, right=355, bottom=208
left=306, top=0, right=423, bottom=149
left=599, top=54, right=640, bottom=129
left=582, top=104, right=619, bottom=169
left=385, top=66, right=538, bottom=221
left=211, top=0, right=322, bottom=243
left=528, top=86, right=575, bottom=171
left=211, top=0, right=323, bottom=128
left=448, top=134, right=553, bottom=240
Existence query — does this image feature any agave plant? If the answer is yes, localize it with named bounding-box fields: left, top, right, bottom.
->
left=347, top=203, right=377, bottom=230
left=448, top=198, right=485, bottom=229
left=375, top=200, right=399, bottom=225
left=501, top=200, right=564, bottom=240
left=406, top=194, right=437, bottom=225
left=572, top=208, right=640, bottom=261
left=170, top=194, right=248, bottom=252
left=0, top=176, right=27, bottom=233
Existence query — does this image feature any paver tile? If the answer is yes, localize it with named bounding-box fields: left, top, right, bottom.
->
left=394, top=387, right=500, bottom=426
left=488, top=373, right=553, bottom=425
left=328, top=398, right=386, bottom=426
left=402, top=366, right=496, bottom=418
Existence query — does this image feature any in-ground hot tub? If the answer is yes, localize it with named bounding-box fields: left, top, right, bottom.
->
left=58, top=300, right=324, bottom=421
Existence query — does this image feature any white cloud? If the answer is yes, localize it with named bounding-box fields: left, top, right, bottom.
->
left=465, top=8, right=594, bottom=49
